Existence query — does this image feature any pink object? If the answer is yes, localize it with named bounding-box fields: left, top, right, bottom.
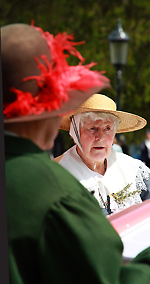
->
left=107, top=199, right=150, bottom=234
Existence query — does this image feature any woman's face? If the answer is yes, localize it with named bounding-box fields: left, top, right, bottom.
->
left=80, top=117, right=115, bottom=162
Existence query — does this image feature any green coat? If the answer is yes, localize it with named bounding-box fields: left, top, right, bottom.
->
left=5, top=135, right=150, bottom=284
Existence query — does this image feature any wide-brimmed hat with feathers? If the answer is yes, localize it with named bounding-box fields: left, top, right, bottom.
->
left=2, top=22, right=110, bottom=124
left=60, top=94, right=147, bottom=133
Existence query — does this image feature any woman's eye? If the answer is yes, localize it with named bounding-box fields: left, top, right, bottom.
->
left=90, top=127, right=95, bottom=130
left=106, top=126, right=111, bottom=131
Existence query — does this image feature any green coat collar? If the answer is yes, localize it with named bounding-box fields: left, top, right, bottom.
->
left=5, top=135, right=43, bottom=156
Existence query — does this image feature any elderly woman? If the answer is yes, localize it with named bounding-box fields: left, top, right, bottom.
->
left=54, top=94, right=150, bottom=215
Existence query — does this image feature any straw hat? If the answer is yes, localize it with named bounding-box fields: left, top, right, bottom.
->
left=2, top=23, right=110, bottom=124
left=60, top=94, right=147, bottom=133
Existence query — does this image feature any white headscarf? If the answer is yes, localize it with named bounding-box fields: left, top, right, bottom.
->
left=69, top=113, right=83, bottom=151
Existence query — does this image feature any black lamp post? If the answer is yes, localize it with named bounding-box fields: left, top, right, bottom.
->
left=108, top=19, right=130, bottom=110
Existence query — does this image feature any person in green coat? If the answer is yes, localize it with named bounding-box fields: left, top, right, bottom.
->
left=2, top=22, right=150, bottom=284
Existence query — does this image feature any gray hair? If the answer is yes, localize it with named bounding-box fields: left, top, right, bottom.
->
left=80, top=112, right=120, bottom=133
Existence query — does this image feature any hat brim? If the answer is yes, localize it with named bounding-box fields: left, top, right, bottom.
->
left=4, top=85, right=110, bottom=123
left=60, top=107, right=147, bottom=133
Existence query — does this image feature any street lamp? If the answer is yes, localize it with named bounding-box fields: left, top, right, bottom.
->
left=108, top=18, right=130, bottom=110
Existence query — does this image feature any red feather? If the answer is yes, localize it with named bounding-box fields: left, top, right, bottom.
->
left=3, top=23, right=110, bottom=118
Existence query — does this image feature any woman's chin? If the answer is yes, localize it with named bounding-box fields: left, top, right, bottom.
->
left=89, top=154, right=105, bottom=162
left=90, top=150, right=106, bottom=161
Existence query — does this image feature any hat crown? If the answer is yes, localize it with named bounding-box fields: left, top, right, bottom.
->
left=2, top=23, right=51, bottom=103
left=77, top=94, right=116, bottom=112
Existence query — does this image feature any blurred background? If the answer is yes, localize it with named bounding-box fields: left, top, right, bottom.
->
left=1, top=0, right=150, bottom=158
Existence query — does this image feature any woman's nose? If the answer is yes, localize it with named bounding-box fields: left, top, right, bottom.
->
left=95, top=130, right=104, bottom=141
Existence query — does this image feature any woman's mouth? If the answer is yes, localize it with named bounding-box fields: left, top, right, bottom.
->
left=93, top=146, right=104, bottom=150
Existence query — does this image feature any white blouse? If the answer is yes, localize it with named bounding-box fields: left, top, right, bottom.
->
left=59, top=145, right=150, bottom=214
